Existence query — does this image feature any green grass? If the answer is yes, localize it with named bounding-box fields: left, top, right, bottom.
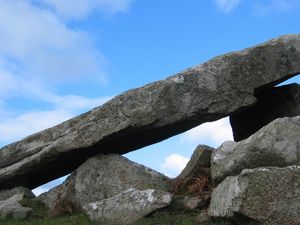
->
left=0, top=198, right=234, bottom=225
left=0, top=214, right=95, bottom=225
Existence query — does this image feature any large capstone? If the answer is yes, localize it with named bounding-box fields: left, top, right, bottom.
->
left=211, top=116, right=300, bottom=185
left=1, top=34, right=300, bottom=189
left=37, top=154, right=171, bottom=213
left=208, top=166, right=300, bottom=225
left=230, top=83, right=300, bottom=141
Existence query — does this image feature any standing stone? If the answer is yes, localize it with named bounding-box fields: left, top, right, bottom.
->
left=38, top=154, right=171, bottom=213
left=174, top=145, right=213, bottom=194
left=230, top=83, right=300, bottom=141
left=211, top=116, right=300, bottom=185
left=208, top=166, right=300, bottom=225
left=83, top=188, right=173, bottom=225
left=177, top=145, right=213, bottom=180
left=1, top=34, right=300, bottom=189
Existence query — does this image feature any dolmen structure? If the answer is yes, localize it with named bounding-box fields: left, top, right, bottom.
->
left=0, top=34, right=300, bottom=225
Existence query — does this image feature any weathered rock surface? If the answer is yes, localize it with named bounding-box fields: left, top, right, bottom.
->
left=0, top=187, right=35, bottom=201
left=182, top=196, right=206, bottom=210
left=1, top=34, right=300, bottom=189
left=208, top=166, right=300, bottom=225
left=211, top=116, right=300, bottom=185
left=38, top=154, right=171, bottom=212
left=0, top=194, right=32, bottom=219
left=177, top=145, right=213, bottom=180
left=230, top=83, right=300, bottom=141
left=174, top=145, right=213, bottom=194
left=83, top=188, right=173, bottom=225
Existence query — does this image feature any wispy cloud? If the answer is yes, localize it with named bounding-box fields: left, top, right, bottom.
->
left=181, top=118, right=233, bottom=148
left=214, top=0, right=300, bottom=14
left=0, top=0, right=132, bottom=146
left=214, top=0, right=243, bottom=13
left=254, top=0, right=300, bottom=15
left=39, top=0, right=134, bottom=19
left=0, top=94, right=111, bottom=144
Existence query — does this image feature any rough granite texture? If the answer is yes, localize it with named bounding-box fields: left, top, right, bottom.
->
left=230, top=83, right=300, bottom=141
left=38, top=154, right=171, bottom=212
left=208, top=166, right=300, bottom=225
left=0, top=187, right=35, bottom=201
left=1, top=34, right=300, bottom=189
left=0, top=194, right=32, bottom=220
left=177, top=145, right=213, bottom=180
left=83, top=188, right=173, bottom=225
left=211, top=116, right=300, bottom=185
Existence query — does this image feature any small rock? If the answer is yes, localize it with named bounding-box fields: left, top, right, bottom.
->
left=211, top=116, right=300, bottom=185
left=38, top=154, right=171, bottom=213
left=197, top=211, right=212, bottom=224
left=0, top=194, right=32, bottom=219
left=208, top=166, right=300, bottom=225
left=183, top=196, right=206, bottom=210
left=83, top=188, right=173, bottom=225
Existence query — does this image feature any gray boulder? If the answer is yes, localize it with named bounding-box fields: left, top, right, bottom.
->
left=0, top=187, right=35, bottom=201
left=208, top=166, right=300, bottom=225
left=0, top=194, right=32, bottom=219
left=230, top=83, right=300, bottom=141
left=211, top=116, right=300, bottom=185
left=83, top=188, right=173, bottom=225
left=38, top=154, right=171, bottom=213
left=1, top=34, right=300, bottom=189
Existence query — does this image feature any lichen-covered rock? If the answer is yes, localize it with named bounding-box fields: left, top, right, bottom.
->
left=38, top=154, right=171, bottom=213
left=211, top=116, right=300, bottom=185
left=230, top=83, right=300, bottom=141
left=83, top=188, right=173, bottom=225
left=1, top=35, right=300, bottom=190
left=0, top=194, right=32, bottom=219
left=208, top=166, right=300, bottom=225
left=0, top=187, right=35, bottom=201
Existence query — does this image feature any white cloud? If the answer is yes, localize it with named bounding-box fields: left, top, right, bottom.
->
left=181, top=118, right=233, bottom=147
left=0, top=1, right=123, bottom=145
left=39, top=0, right=134, bottom=19
left=0, top=94, right=111, bottom=144
left=214, top=0, right=243, bottom=13
left=0, top=0, right=106, bottom=84
left=162, top=154, right=189, bottom=178
left=0, top=109, right=73, bottom=143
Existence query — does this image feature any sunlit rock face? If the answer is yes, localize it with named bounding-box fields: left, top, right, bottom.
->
left=37, top=154, right=171, bottom=213
left=208, top=166, right=300, bottom=225
left=83, top=188, right=173, bottom=225
left=0, top=34, right=300, bottom=190
left=211, top=116, right=300, bottom=185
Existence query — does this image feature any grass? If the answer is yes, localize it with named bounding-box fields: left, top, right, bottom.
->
left=0, top=197, right=235, bottom=225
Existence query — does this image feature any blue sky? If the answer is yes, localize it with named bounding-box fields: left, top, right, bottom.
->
left=0, top=0, right=299, bottom=195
